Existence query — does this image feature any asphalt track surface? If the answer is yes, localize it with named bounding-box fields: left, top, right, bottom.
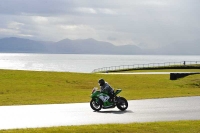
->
left=0, top=96, right=200, bottom=130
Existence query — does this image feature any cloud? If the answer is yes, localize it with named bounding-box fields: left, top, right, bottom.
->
left=75, top=8, right=97, bottom=14
left=97, top=8, right=117, bottom=15
left=74, top=7, right=117, bottom=15
left=7, top=22, right=24, bottom=30
left=0, top=28, right=18, bottom=34
left=107, top=37, right=117, bottom=41
left=32, top=16, right=49, bottom=24
left=57, top=24, right=97, bottom=40
left=0, top=0, right=199, bottom=50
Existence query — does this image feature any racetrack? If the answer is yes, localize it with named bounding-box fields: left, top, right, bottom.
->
left=0, top=96, right=200, bottom=130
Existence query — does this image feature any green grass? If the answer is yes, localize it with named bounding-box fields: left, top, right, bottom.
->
left=1, top=120, right=200, bottom=133
left=1, top=69, right=200, bottom=132
left=0, top=69, right=200, bottom=105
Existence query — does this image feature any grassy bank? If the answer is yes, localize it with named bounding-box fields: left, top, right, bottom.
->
left=0, top=69, right=200, bottom=105
left=1, top=69, right=200, bottom=132
left=1, top=120, right=200, bottom=133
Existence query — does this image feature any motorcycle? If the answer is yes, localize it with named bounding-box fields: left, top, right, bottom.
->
left=90, top=87, right=128, bottom=111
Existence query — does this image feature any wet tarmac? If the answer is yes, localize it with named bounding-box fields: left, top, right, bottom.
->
left=0, top=96, right=200, bottom=130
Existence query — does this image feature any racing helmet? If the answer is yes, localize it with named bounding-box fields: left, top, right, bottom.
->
left=98, top=78, right=105, bottom=86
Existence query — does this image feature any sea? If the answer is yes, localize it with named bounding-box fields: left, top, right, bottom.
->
left=0, top=53, right=199, bottom=73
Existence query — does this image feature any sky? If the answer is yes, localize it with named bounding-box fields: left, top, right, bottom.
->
left=0, top=0, right=199, bottom=49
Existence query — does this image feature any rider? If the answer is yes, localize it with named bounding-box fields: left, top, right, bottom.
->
left=98, top=78, right=114, bottom=102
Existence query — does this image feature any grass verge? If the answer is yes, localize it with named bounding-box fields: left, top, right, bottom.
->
left=1, top=120, right=200, bottom=133
left=0, top=69, right=200, bottom=105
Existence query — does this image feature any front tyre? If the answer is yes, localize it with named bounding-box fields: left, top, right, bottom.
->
left=90, top=99, right=102, bottom=111
left=116, top=97, right=128, bottom=111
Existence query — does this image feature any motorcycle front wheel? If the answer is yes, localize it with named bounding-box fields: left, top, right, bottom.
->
left=90, top=99, right=102, bottom=111
left=116, top=97, right=128, bottom=111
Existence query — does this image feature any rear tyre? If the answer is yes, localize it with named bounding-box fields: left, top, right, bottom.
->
left=90, top=99, right=102, bottom=111
left=116, top=97, right=128, bottom=111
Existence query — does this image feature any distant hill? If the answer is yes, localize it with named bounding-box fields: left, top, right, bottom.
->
left=0, top=37, right=143, bottom=54
left=0, top=37, right=199, bottom=55
left=156, top=40, right=200, bottom=55
left=0, top=37, right=47, bottom=53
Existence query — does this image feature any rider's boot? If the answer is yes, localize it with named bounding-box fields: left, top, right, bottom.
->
left=108, top=97, right=115, bottom=103
left=108, top=98, right=112, bottom=103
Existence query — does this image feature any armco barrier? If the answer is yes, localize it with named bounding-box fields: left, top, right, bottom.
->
left=92, top=61, right=200, bottom=73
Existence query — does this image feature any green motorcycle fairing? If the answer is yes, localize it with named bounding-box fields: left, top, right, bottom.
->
left=91, top=89, right=122, bottom=107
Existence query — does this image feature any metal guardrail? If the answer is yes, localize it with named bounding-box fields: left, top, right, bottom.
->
left=92, top=61, right=200, bottom=73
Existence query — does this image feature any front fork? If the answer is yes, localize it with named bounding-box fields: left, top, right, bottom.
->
left=94, top=98, right=100, bottom=106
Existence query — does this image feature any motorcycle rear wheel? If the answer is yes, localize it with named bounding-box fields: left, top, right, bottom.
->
left=90, top=99, right=102, bottom=111
left=116, top=97, right=128, bottom=111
